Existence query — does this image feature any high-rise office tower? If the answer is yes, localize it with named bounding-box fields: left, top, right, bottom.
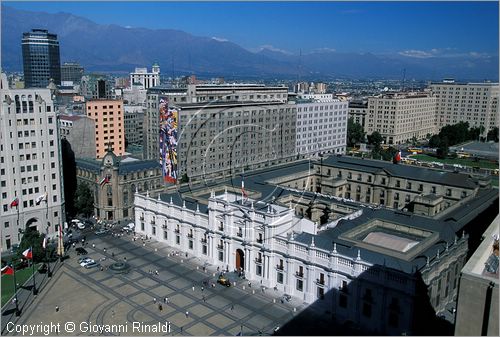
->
left=0, top=73, right=65, bottom=251
left=22, top=29, right=61, bottom=88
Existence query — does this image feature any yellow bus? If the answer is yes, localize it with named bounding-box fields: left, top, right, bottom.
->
left=408, top=148, right=423, bottom=154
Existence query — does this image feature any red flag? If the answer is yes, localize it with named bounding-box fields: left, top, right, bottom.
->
left=22, top=248, right=33, bottom=260
left=393, top=150, right=401, bottom=164
left=99, top=175, right=110, bottom=187
left=10, top=198, right=19, bottom=208
left=1, top=265, right=14, bottom=275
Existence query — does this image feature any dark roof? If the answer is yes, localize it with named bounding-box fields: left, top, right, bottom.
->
left=118, top=160, right=160, bottom=174
left=322, top=156, right=478, bottom=189
left=76, top=158, right=161, bottom=175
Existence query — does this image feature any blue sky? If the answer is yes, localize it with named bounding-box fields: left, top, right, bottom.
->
left=5, top=1, right=499, bottom=57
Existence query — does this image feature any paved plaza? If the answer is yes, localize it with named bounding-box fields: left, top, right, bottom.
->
left=2, top=232, right=308, bottom=336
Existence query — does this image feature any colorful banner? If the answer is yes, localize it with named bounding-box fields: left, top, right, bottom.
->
left=159, top=97, right=178, bottom=183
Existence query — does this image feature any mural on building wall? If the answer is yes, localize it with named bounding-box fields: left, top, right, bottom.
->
left=159, top=96, right=178, bottom=183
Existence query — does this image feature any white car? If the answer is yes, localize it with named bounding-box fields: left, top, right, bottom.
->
left=79, top=258, right=95, bottom=267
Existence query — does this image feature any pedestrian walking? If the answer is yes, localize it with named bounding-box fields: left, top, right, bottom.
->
left=55, top=306, right=59, bottom=312
left=192, top=286, right=195, bottom=292
left=103, top=248, right=106, bottom=253
left=92, top=243, right=95, bottom=248
left=185, top=311, right=189, bottom=318
left=158, top=304, right=163, bottom=311
left=201, top=286, right=204, bottom=292
left=164, top=297, right=168, bottom=304
left=153, top=297, right=157, bottom=304
left=231, top=304, right=234, bottom=310
left=155, top=270, right=159, bottom=275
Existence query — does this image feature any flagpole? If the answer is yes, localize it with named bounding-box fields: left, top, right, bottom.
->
left=45, top=199, right=51, bottom=278
left=12, top=264, right=20, bottom=316
left=31, top=246, right=37, bottom=295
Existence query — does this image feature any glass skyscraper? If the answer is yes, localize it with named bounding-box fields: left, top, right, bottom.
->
left=22, top=29, right=61, bottom=88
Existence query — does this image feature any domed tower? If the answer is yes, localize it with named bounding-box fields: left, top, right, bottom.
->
left=152, top=62, right=160, bottom=74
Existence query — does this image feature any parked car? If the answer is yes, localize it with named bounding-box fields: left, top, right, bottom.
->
left=75, top=247, right=88, bottom=255
left=217, top=275, right=231, bottom=287
left=84, top=261, right=100, bottom=269
left=79, top=258, right=95, bottom=267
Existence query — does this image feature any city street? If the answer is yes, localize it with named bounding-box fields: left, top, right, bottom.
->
left=2, top=230, right=305, bottom=336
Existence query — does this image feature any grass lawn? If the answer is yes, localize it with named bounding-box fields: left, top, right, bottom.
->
left=411, top=154, right=499, bottom=170
left=1, top=265, right=38, bottom=307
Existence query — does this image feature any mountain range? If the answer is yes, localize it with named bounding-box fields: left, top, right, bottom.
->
left=1, top=5, right=498, bottom=81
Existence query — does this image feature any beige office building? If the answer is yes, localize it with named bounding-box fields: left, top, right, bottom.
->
left=85, top=99, right=125, bottom=159
left=365, top=92, right=437, bottom=145
left=428, top=81, right=499, bottom=134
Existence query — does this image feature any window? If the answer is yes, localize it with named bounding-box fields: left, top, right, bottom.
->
left=362, top=302, right=372, bottom=317
left=218, top=251, right=223, bottom=261
left=277, top=272, right=283, bottom=284
left=189, top=240, right=193, bottom=250
left=163, top=231, right=168, bottom=240
left=296, top=279, right=303, bottom=291
left=176, top=235, right=180, bottom=245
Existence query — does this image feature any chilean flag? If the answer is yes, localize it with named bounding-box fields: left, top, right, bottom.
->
left=10, top=198, right=19, bottom=208
left=22, top=248, right=33, bottom=260
left=393, top=150, right=402, bottom=164
left=99, top=176, right=110, bottom=187
left=1, top=265, right=14, bottom=275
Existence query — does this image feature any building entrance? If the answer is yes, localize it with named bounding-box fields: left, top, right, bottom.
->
left=236, top=249, right=244, bottom=270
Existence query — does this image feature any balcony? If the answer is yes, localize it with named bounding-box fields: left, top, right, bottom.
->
left=255, top=258, right=263, bottom=264
left=174, top=229, right=180, bottom=234
left=276, top=264, right=284, bottom=271
left=201, top=238, right=207, bottom=243
left=296, top=271, right=304, bottom=278
left=316, top=278, right=325, bottom=285
left=217, top=244, right=224, bottom=250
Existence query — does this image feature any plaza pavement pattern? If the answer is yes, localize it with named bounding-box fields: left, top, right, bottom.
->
left=3, top=232, right=307, bottom=336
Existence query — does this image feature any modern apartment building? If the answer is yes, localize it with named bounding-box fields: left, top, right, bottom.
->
left=124, top=105, right=145, bottom=146
left=144, top=84, right=296, bottom=182
left=61, top=62, right=84, bottom=83
left=348, top=101, right=368, bottom=128
left=130, top=64, right=160, bottom=90
left=428, top=80, right=499, bottom=133
left=0, top=73, right=64, bottom=251
left=22, top=29, right=61, bottom=88
left=85, top=99, right=125, bottom=159
left=365, top=92, right=437, bottom=145
left=295, top=94, right=348, bottom=156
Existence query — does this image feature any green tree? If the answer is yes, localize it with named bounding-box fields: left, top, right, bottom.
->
left=411, top=136, right=418, bottom=146
left=347, top=117, right=366, bottom=147
left=16, top=228, right=45, bottom=264
left=436, top=136, right=449, bottom=159
left=74, top=183, right=94, bottom=217
left=428, top=135, right=441, bottom=148
left=487, top=127, right=499, bottom=142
